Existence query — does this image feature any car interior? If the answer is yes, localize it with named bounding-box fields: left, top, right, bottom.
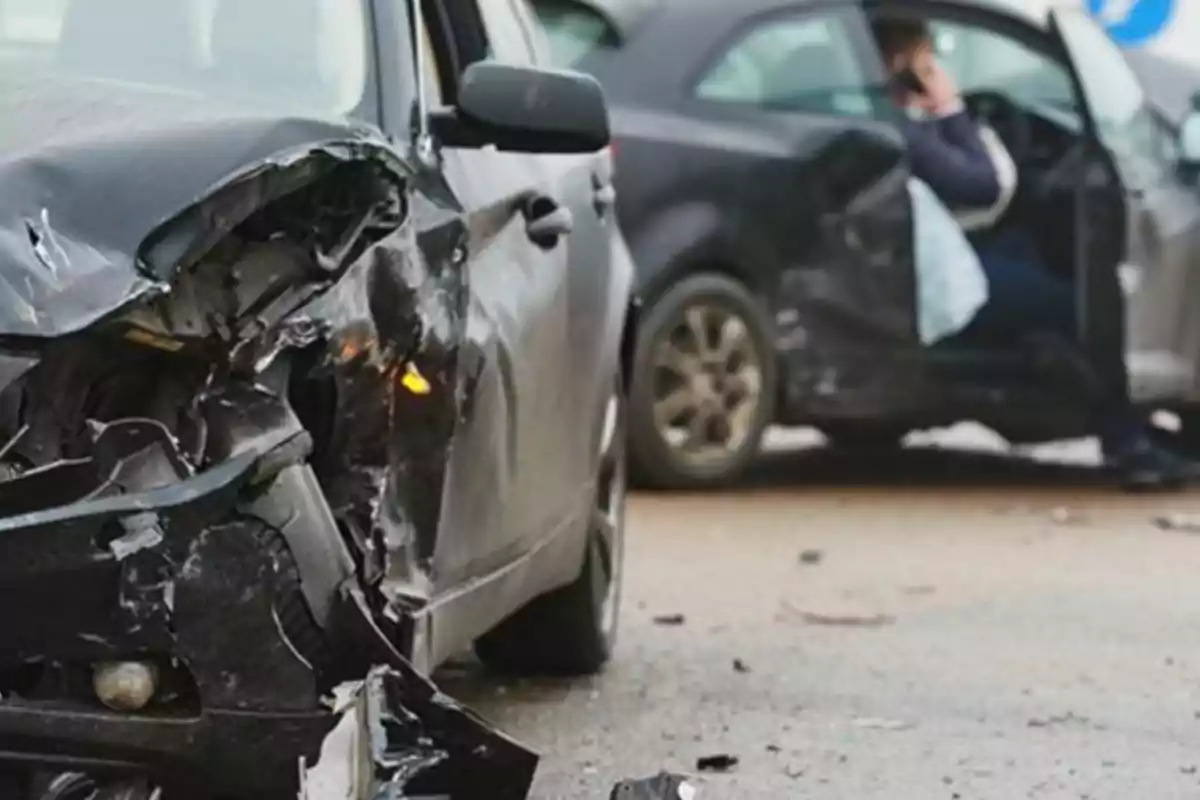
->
left=865, top=10, right=1126, bottom=411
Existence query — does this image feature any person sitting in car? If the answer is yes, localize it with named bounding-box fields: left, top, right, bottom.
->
left=871, top=17, right=1199, bottom=491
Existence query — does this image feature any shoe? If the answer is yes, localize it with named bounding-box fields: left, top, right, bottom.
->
left=1107, top=438, right=1200, bottom=492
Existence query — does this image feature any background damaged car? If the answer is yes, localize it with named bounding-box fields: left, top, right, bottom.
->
left=0, top=0, right=635, bottom=797
left=535, top=0, right=1200, bottom=489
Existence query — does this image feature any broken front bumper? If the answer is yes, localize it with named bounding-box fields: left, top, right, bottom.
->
left=0, top=413, right=540, bottom=798
left=0, top=420, right=332, bottom=795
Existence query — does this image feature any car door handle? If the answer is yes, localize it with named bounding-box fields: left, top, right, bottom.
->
left=523, top=195, right=574, bottom=250
left=593, top=183, right=616, bottom=215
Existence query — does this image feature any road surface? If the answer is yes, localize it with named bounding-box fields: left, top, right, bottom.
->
left=438, top=427, right=1200, bottom=799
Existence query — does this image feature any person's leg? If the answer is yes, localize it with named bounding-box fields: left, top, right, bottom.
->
left=965, top=245, right=1196, bottom=487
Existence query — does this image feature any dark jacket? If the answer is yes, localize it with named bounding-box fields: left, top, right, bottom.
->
left=900, top=110, right=1001, bottom=209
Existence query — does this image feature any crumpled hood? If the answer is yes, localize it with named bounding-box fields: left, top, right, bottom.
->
left=0, top=72, right=392, bottom=338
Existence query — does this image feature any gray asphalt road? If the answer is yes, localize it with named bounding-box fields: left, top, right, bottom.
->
left=438, top=429, right=1200, bottom=799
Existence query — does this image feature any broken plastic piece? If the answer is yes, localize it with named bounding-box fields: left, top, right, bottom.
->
left=695, top=754, right=738, bottom=773
left=609, top=773, right=697, bottom=800
left=1154, top=514, right=1200, bottom=534
left=301, top=665, right=537, bottom=799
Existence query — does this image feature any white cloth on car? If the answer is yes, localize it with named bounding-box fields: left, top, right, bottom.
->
left=909, top=176, right=989, bottom=345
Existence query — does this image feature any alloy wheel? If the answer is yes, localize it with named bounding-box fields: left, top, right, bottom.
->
left=650, top=303, right=764, bottom=470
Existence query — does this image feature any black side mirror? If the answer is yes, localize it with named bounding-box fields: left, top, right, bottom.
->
left=430, top=61, right=610, bottom=154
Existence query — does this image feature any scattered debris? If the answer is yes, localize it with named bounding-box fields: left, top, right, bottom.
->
left=653, top=613, right=687, bottom=626
left=1181, top=765, right=1197, bottom=775
left=766, top=744, right=782, bottom=754
left=799, top=549, right=824, bottom=565
left=852, top=717, right=914, bottom=731
left=1154, top=514, right=1200, bottom=534
left=733, top=658, right=751, bottom=674
left=1049, top=507, right=1087, bottom=526
left=786, top=605, right=897, bottom=628
left=696, top=754, right=739, bottom=773
left=1027, top=711, right=1091, bottom=729
left=783, top=765, right=806, bottom=779
left=609, top=772, right=698, bottom=800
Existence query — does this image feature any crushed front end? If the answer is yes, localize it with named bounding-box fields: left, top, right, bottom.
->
left=0, top=133, right=535, bottom=799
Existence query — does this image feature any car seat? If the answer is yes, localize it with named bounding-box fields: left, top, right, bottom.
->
left=57, top=0, right=199, bottom=87
left=208, top=0, right=329, bottom=108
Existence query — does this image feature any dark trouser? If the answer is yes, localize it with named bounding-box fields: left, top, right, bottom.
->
left=950, top=236, right=1142, bottom=454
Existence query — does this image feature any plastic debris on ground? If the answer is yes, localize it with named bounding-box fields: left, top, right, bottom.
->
left=609, top=773, right=698, bottom=800
left=695, top=754, right=739, bottom=773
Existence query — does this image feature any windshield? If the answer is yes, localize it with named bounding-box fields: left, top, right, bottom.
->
left=0, top=0, right=369, bottom=116
left=530, top=0, right=619, bottom=69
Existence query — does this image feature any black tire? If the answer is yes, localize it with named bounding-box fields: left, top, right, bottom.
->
left=821, top=423, right=909, bottom=451
left=474, top=377, right=626, bottom=677
left=628, top=272, right=777, bottom=490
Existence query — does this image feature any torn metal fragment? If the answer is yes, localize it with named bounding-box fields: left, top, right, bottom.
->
left=302, top=666, right=537, bottom=800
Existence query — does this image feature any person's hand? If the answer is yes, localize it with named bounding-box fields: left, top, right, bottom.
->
left=910, top=44, right=961, bottom=116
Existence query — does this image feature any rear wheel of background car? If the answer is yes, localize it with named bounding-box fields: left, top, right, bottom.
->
left=474, top=376, right=626, bottom=677
left=820, top=423, right=909, bottom=451
left=628, top=272, right=777, bottom=490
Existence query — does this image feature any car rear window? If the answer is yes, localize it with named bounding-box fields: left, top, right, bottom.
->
left=529, top=0, right=619, bottom=68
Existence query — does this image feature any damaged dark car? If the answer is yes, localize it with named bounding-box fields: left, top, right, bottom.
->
left=0, top=0, right=633, bottom=797
left=535, top=0, right=1200, bottom=489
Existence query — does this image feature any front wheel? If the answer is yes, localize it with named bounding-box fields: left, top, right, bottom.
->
left=628, top=273, right=777, bottom=490
left=474, top=376, right=626, bottom=676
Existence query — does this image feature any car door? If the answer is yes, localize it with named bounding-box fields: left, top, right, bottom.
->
left=505, top=0, right=621, bottom=509
left=421, top=0, right=579, bottom=594
left=1049, top=8, right=1200, bottom=401
left=684, top=5, right=922, bottom=411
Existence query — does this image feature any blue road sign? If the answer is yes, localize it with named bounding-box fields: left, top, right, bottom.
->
left=1085, top=0, right=1176, bottom=47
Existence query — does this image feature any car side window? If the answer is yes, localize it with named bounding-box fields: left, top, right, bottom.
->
left=528, top=0, right=617, bottom=70
left=476, top=0, right=537, bottom=65
left=694, top=12, right=876, bottom=119
left=928, top=21, right=1077, bottom=116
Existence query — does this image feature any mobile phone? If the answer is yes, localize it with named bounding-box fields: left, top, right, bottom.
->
left=894, top=66, right=925, bottom=94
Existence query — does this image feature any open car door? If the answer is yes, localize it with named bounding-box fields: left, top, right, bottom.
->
left=1049, top=7, right=1200, bottom=403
